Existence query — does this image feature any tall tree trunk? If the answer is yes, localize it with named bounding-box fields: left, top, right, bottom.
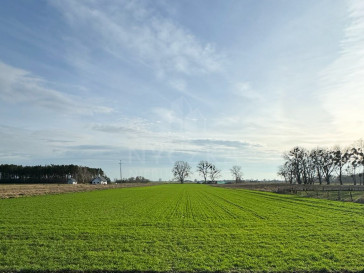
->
left=303, top=168, right=308, bottom=184
left=339, top=167, right=343, bottom=185
left=317, top=167, right=322, bottom=185
left=325, top=174, right=330, bottom=185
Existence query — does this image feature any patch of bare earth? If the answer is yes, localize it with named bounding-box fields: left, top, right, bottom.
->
left=0, top=183, right=158, bottom=199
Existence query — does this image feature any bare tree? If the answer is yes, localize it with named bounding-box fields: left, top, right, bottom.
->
left=209, top=164, right=221, bottom=184
left=305, top=152, right=316, bottom=184
left=230, top=165, right=243, bottom=183
left=196, top=161, right=211, bottom=183
left=300, top=148, right=310, bottom=184
left=172, top=161, right=191, bottom=184
left=310, top=148, right=325, bottom=185
left=286, top=147, right=308, bottom=184
left=346, top=163, right=357, bottom=185
left=332, top=146, right=349, bottom=185
left=278, top=162, right=294, bottom=184
left=282, top=143, right=364, bottom=186
left=353, top=139, right=364, bottom=185
left=357, top=150, right=364, bottom=185
left=347, top=148, right=360, bottom=185
left=321, top=148, right=336, bottom=185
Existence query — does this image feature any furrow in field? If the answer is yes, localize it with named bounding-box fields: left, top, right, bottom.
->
left=207, top=190, right=266, bottom=220
left=200, top=188, right=266, bottom=222
left=215, top=188, right=320, bottom=221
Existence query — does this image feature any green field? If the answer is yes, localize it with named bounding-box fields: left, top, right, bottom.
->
left=1, top=184, right=364, bottom=272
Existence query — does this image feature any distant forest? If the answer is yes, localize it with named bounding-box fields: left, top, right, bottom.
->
left=0, top=164, right=105, bottom=184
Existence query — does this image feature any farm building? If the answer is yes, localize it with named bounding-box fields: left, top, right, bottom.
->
left=91, top=176, right=107, bottom=185
left=67, top=178, right=77, bottom=184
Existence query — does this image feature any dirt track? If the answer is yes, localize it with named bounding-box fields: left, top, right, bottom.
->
left=0, top=183, right=157, bottom=199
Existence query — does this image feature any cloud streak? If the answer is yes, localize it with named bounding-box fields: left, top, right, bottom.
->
left=0, top=61, right=113, bottom=115
left=319, top=0, right=364, bottom=142
left=185, top=139, right=262, bottom=149
left=51, top=0, right=223, bottom=79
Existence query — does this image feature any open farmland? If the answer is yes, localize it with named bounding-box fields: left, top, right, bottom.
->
left=1, top=184, right=364, bottom=272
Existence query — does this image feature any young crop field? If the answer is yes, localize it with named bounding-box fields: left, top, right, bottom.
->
left=1, top=184, right=364, bottom=273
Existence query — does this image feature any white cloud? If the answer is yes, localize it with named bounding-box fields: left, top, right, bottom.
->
left=233, top=82, right=263, bottom=100
left=92, top=117, right=152, bottom=135
left=168, top=78, right=187, bottom=91
left=50, top=0, right=224, bottom=78
left=0, top=61, right=113, bottom=115
left=152, top=107, right=180, bottom=124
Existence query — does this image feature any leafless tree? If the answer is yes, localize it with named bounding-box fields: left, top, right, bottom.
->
left=281, top=142, right=364, bottom=186
left=347, top=148, right=360, bottom=185
left=305, top=153, right=316, bottom=184
left=353, top=139, right=364, bottom=185
left=172, top=161, right=191, bottom=184
left=196, top=161, right=211, bottom=183
left=310, top=148, right=325, bottom=185
left=209, top=164, right=221, bottom=184
left=357, top=150, right=364, bottom=185
left=332, top=146, right=349, bottom=185
left=230, top=165, right=243, bottom=183
left=286, top=147, right=308, bottom=184
left=278, top=162, right=294, bottom=184
left=318, top=148, right=336, bottom=185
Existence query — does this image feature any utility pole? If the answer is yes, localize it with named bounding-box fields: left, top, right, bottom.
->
left=119, top=160, right=122, bottom=181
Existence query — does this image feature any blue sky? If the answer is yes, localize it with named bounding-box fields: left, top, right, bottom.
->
left=1, top=0, right=364, bottom=181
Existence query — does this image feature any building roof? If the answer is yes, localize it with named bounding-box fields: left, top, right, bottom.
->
left=92, top=176, right=107, bottom=182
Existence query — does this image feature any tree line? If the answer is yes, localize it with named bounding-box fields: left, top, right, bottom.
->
left=278, top=140, right=364, bottom=185
left=172, top=160, right=243, bottom=184
left=0, top=164, right=105, bottom=184
left=115, top=176, right=150, bottom=183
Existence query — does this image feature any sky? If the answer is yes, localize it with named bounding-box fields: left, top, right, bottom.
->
left=1, top=0, right=364, bottom=181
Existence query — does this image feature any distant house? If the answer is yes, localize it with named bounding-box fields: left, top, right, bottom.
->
left=67, top=178, right=77, bottom=184
left=91, top=176, right=107, bottom=185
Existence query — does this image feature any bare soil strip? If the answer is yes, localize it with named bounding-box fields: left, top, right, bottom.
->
left=0, top=183, right=157, bottom=199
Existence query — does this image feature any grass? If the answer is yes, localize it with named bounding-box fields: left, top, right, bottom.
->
left=296, top=190, right=364, bottom=203
left=0, top=184, right=364, bottom=272
left=217, top=183, right=364, bottom=203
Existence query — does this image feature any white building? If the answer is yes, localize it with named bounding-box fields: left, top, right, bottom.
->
left=91, top=176, right=107, bottom=185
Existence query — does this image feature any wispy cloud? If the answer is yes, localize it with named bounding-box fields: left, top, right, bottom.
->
left=51, top=0, right=224, bottom=79
left=319, top=0, right=364, bottom=141
left=185, top=139, right=262, bottom=149
left=0, top=61, right=113, bottom=115
left=168, top=78, right=187, bottom=92
left=92, top=117, right=152, bottom=135
left=233, top=82, right=263, bottom=101
left=152, top=108, right=181, bottom=124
